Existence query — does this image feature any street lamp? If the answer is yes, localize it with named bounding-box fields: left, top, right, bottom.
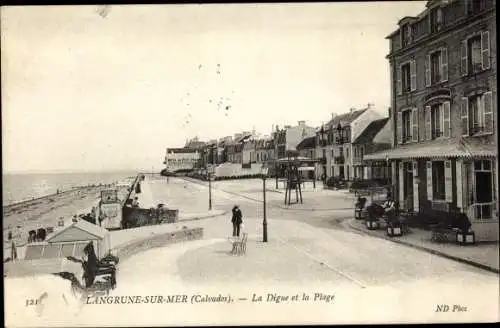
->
left=207, top=165, right=214, bottom=211
left=261, top=165, right=269, bottom=242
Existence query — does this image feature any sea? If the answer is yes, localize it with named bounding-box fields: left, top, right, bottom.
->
left=2, top=171, right=138, bottom=206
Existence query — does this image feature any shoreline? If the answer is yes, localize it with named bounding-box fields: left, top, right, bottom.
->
left=2, top=184, right=116, bottom=210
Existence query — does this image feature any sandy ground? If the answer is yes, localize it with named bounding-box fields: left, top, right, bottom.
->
left=3, top=185, right=129, bottom=259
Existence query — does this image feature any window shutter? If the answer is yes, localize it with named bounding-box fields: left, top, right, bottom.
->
left=426, top=161, right=433, bottom=201
left=481, top=31, right=490, bottom=70
left=412, top=107, right=418, bottom=142
left=410, top=60, right=417, bottom=91
left=397, top=111, right=403, bottom=144
left=483, top=91, right=493, bottom=133
left=425, top=105, right=432, bottom=140
left=399, top=162, right=405, bottom=205
left=461, top=97, right=469, bottom=136
left=397, top=66, right=402, bottom=95
left=461, top=40, right=468, bottom=76
left=456, top=160, right=463, bottom=211
left=443, top=101, right=451, bottom=138
left=412, top=161, right=419, bottom=212
left=444, top=160, right=452, bottom=203
left=425, top=54, right=431, bottom=86
left=440, top=47, right=448, bottom=82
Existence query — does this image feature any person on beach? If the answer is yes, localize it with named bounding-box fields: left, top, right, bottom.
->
left=231, top=205, right=243, bottom=237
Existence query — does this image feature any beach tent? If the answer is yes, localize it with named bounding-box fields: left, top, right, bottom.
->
left=23, top=219, right=111, bottom=261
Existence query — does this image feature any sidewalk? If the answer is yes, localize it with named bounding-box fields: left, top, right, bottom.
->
left=345, top=218, right=499, bottom=273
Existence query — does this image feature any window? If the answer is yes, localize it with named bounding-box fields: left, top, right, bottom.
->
left=402, top=63, right=411, bottom=93
left=471, top=160, right=494, bottom=219
left=339, top=148, right=344, bottom=157
left=468, top=36, right=482, bottom=74
left=429, top=7, right=442, bottom=33
left=402, top=110, right=412, bottom=142
left=360, top=147, right=364, bottom=159
left=426, top=48, right=448, bottom=86
left=462, top=32, right=490, bottom=75
left=401, top=24, right=412, bottom=47
left=467, top=0, right=484, bottom=14
left=469, top=95, right=483, bottom=134
left=462, top=92, right=493, bottom=136
left=431, top=104, right=444, bottom=138
left=432, top=161, right=446, bottom=200
left=430, top=51, right=441, bottom=84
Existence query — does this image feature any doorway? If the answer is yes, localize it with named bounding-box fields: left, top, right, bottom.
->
left=404, top=162, right=414, bottom=209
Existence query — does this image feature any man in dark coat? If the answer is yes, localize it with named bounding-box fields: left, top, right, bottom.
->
left=231, top=205, right=243, bottom=237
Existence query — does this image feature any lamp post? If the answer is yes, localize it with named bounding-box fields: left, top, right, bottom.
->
left=261, top=166, right=269, bottom=242
left=208, top=165, right=213, bottom=211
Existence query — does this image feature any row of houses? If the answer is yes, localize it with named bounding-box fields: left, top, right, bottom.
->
left=164, top=0, right=497, bottom=240
left=165, top=104, right=393, bottom=182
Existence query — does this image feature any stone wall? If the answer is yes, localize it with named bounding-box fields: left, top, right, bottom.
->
left=113, top=227, right=203, bottom=261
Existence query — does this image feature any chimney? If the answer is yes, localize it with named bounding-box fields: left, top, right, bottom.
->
left=298, top=120, right=305, bottom=127
left=388, top=107, right=392, bottom=117
left=350, top=107, right=356, bottom=113
left=276, top=125, right=279, bottom=132
left=331, top=113, right=336, bottom=120
left=367, top=103, right=375, bottom=110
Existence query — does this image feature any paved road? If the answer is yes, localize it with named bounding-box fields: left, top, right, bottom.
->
left=125, top=177, right=498, bottom=289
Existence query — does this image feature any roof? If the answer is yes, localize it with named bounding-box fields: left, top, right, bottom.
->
left=46, top=219, right=108, bottom=242
left=325, top=108, right=368, bottom=129
left=364, top=137, right=497, bottom=161
left=235, top=133, right=252, bottom=143
left=167, top=148, right=199, bottom=154
left=185, top=141, right=206, bottom=149
left=296, top=136, right=316, bottom=150
left=353, top=118, right=390, bottom=144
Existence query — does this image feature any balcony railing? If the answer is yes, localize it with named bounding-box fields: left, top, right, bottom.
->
left=432, top=130, right=443, bottom=139
left=471, top=125, right=485, bottom=135
left=334, top=156, right=345, bottom=164
left=402, top=135, right=413, bottom=143
left=335, top=137, right=349, bottom=144
left=468, top=202, right=496, bottom=220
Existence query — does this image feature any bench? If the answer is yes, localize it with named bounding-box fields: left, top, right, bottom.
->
left=430, top=225, right=455, bottom=243
left=229, top=233, right=248, bottom=256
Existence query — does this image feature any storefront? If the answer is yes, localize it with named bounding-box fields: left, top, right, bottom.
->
left=365, top=137, right=498, bottom=241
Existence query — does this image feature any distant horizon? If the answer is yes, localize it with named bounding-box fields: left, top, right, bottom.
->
left=3, top=168, right=150, bottom=175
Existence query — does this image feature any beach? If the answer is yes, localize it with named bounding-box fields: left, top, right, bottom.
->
left=3, top=185, right=128, bottom=260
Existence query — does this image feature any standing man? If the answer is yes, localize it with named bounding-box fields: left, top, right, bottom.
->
left=231, top=205, right=243, bottom=237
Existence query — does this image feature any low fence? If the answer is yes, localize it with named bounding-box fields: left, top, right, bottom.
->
left=122, top=207, right=179, bottom=229
left=113, top=227, right=203, bottom=261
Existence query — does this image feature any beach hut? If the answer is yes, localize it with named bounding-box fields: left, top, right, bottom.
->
left=23, top=219, right=111, bottom=261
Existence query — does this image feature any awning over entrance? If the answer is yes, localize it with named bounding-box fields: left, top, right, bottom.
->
left=364, top=137, right=497, bottom=161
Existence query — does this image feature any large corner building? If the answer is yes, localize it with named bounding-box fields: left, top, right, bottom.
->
left=365, top=0, right=498, bottom=241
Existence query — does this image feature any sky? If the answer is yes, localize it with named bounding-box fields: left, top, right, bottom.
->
left=2, top=2, right=427, bottom=173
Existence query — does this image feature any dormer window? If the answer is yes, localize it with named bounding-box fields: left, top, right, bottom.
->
left=401, top=24, right=412, bottom=47
left=429, top=7, right=443, bottom=33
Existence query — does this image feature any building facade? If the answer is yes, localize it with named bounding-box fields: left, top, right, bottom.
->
left=366, top=0, right=497, bottom=241
left=164, top=148, right=201, bottom=172
left=352, top=117, right=392, bottom=181
left=274, top=121, right=316, bottom=159
left=315, top=105, right=385, bottom=180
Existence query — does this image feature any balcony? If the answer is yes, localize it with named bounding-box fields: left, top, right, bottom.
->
left=334, top=156, right=345, bottom=164
left=402, top=135, right=413, bottom=143
left=431, top=130, right=443, bottom=139
left=318, top=140, right=328, bottom=147
left=335, top=137, right=348, bottom=144
left=470, top=125, right=485, bottom=135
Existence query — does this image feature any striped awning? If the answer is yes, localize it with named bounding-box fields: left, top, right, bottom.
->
left=364, top=137, right=497, bottom=161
